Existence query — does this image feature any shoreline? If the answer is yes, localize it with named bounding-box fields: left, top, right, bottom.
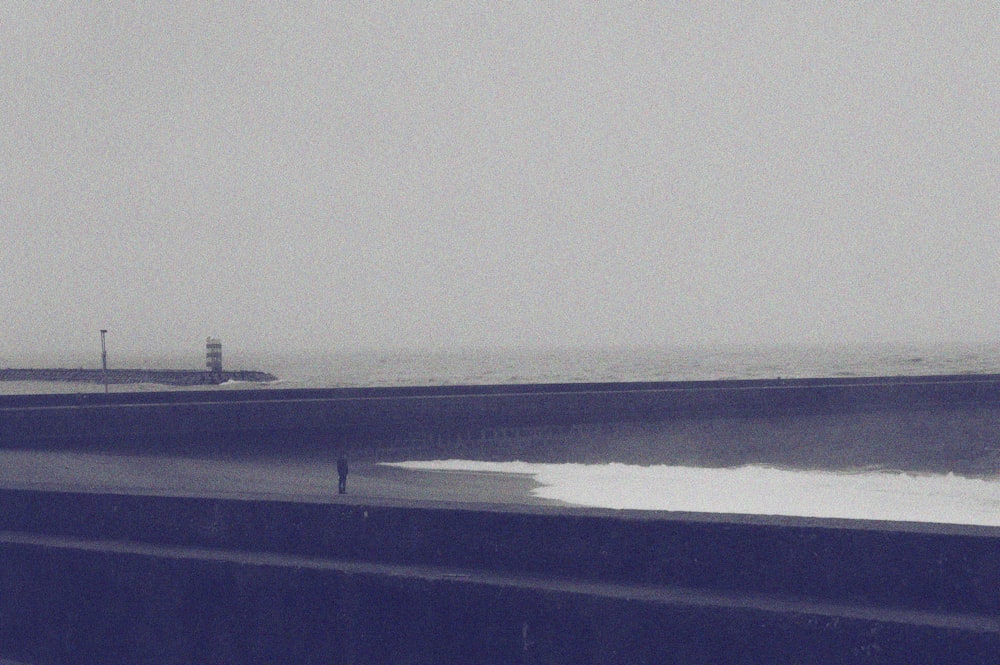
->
left=0, top=449, right=557, bottom=507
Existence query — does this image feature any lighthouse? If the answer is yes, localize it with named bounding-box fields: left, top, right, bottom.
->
left=206, top=337, right=223, bottom=381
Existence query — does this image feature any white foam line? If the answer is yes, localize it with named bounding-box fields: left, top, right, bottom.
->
left=383, top=461, right=1000, bottom=526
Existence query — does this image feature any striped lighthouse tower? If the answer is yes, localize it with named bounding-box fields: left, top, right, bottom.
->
left=206, top=337, right=223, bottom=382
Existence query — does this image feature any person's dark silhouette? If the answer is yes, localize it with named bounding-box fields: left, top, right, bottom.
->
left=337, top=454, right=349, bottom=494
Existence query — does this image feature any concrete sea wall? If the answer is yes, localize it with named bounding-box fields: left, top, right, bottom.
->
left=1, top=490, right=998, bottom=663
left=2, top=489, right=999, bottom=615
left=2, top=374, right=1000, bottom=473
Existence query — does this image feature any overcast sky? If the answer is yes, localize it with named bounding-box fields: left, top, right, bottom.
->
left=2, top=4, right=997, bottom=359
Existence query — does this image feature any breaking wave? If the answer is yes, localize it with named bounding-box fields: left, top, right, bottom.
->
left=384, top=460, right=1000, bottom=526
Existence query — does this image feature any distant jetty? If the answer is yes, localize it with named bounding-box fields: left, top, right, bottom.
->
left=0, top=368, right=277, bottom=387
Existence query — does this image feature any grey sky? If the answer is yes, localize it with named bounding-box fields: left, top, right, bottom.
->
left=2, top=4, right=997, bottom=359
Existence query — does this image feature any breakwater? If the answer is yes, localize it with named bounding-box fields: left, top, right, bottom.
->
left=0, top=367, right=277, bottom=386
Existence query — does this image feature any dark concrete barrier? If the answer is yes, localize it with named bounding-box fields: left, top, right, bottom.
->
left=1, top=490, right=999, bottom=664
left=3, top=534, right=997, bottom=665
left=2, top=489, right=1000, bottom=616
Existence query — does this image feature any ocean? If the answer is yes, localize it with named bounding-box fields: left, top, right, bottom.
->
left=3, top=340, right=1000, bottom=394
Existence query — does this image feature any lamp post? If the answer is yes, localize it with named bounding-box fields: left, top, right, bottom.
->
left=100, top=329, right=108, bottom=394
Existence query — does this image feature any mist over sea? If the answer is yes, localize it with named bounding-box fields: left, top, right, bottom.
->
left=3, top=341, right=1000, bottom=395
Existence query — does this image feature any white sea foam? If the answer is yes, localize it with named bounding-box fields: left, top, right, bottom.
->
left=384, top=460, right=1000, bottom=526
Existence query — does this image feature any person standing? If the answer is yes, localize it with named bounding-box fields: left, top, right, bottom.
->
left=337, top=453, right=349, bottom=494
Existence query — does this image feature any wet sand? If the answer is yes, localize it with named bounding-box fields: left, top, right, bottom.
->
left=0, top=449, right=558, bottom=507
